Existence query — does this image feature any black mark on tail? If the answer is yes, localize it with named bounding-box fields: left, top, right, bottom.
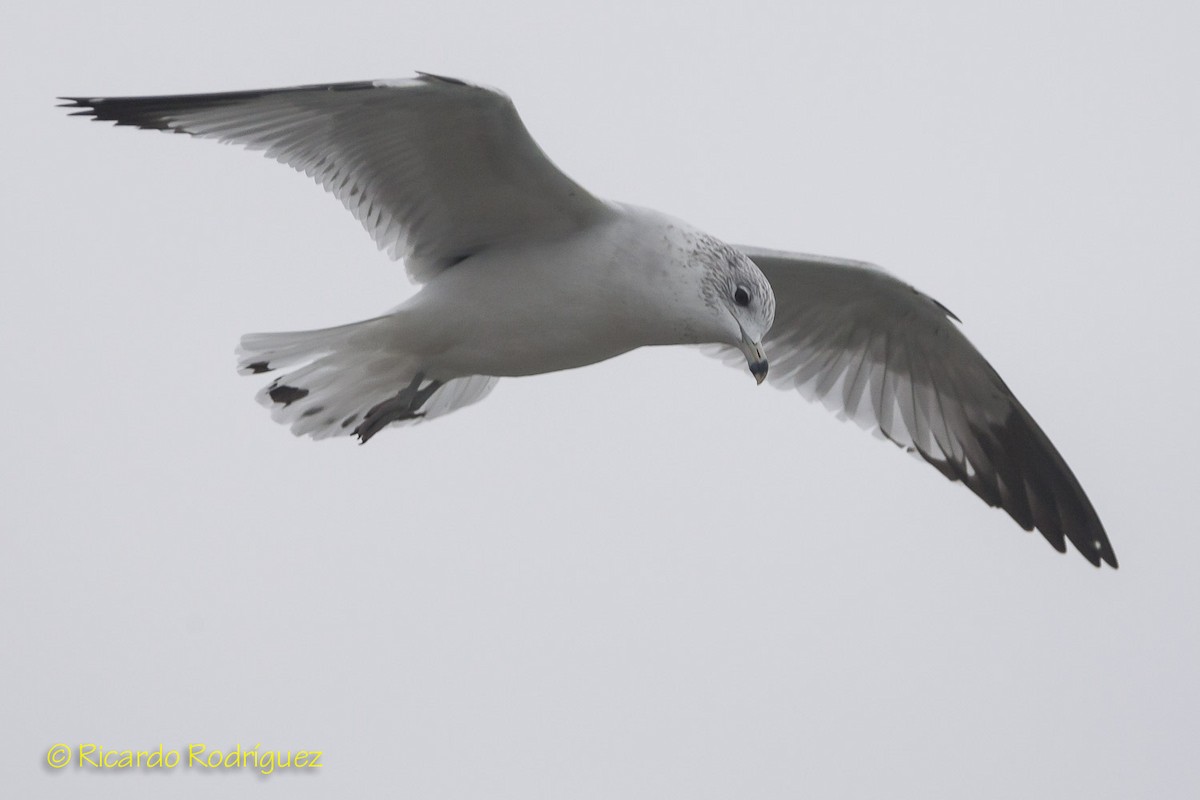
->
left=268, top=385, right=309, bottom=407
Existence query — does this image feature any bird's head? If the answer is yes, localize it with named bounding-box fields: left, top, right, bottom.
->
left=697, top=239, right=775, bottom=383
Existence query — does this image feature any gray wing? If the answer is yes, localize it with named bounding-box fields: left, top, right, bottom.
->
left=732, top=245, right=1116, bottom=568
left=61, top=74, right=615, bottom=282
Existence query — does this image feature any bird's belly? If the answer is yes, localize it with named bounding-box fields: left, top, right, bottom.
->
left=441, top=325, right=637, bottom=377
left=433, top=287, right=648, bottom=378
left=399, top=239, right=662, bottom=379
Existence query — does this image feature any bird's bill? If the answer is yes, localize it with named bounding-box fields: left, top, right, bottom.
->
left=739, top=332, right=768, bottom=385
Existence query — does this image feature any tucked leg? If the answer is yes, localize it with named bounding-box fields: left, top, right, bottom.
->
left=353, top=373, right=444, bottom=443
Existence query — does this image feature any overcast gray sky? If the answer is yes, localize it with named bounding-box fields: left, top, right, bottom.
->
left=4, top=1, right=1199, bottom=797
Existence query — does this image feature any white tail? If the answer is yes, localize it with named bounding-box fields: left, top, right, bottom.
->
left=236, top=316, right=497, bottom=441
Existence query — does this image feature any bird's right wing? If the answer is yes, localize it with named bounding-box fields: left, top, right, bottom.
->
left=61, top=74, right=616, bottom=282
left=726, top=246, right=1116, bottom=568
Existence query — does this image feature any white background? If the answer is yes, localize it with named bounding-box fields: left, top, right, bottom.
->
left=4, top=1, right=1198, bottom=797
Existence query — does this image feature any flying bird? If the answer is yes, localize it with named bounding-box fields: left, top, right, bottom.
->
left=60, top=74, right=1116, bottom=568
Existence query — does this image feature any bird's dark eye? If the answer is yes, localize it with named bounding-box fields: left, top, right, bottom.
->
left=734, top=286, right=751, bottom=307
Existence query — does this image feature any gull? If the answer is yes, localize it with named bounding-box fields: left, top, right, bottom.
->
left=60, top=74, right=1116, bottom=568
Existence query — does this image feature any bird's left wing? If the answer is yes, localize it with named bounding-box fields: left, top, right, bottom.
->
left=60, top=74, right=615, bottom=283
left=724, top=246, right=1116, bottom=568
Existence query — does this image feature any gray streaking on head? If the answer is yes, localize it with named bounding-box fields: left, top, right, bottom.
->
left=60, top=74, right=1116, bottom=568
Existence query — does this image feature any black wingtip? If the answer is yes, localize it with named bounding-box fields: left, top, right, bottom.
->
left=983, top=408, right=1118, bottom=569
left=58, top=97, right=107, bottom=119
left=910, top=402, right=1117, bottom=569
left=57, top=94, right=178, bottom=131
left=59, top=81, right=386, bottom=132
